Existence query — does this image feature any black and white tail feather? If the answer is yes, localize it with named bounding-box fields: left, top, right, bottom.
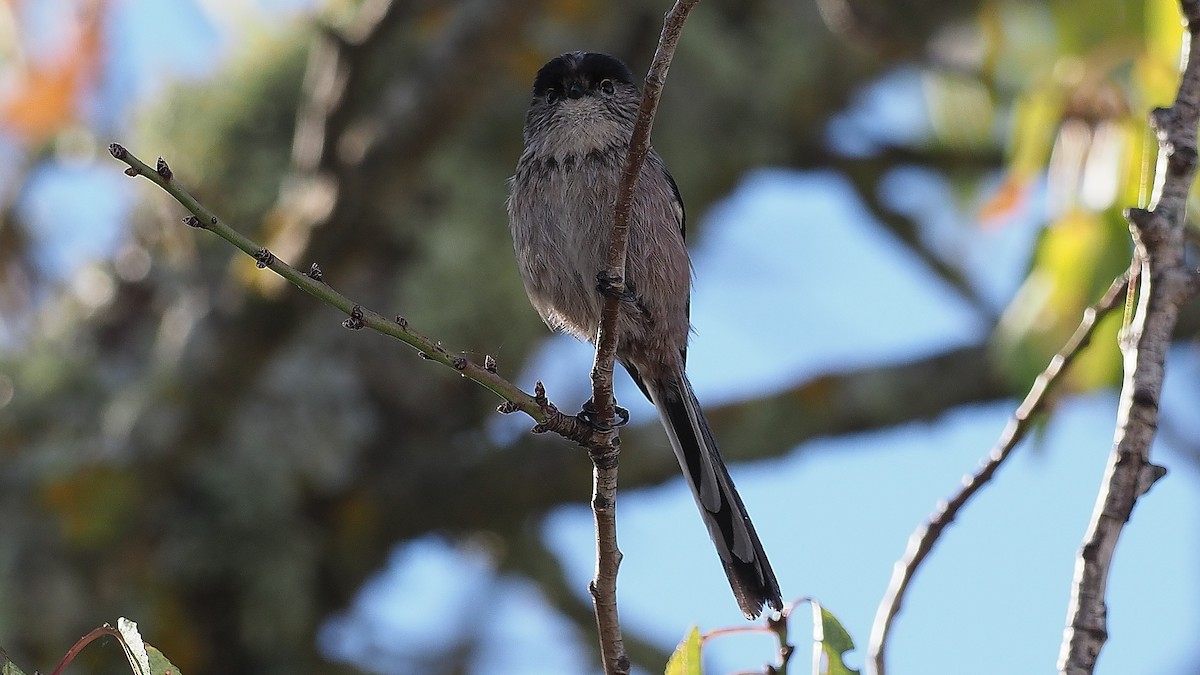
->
left=643, top=369, right=783, bottom=619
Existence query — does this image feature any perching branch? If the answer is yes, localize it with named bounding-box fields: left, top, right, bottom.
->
left=585, top=3, right=700, bottom=673
left=1057, top=0, right=1200, bottom=670
left=867, top=272, right=1130, bottom=675
left=107, top=143, right=592, bottom=445
left=590, top=0, right=699, bottom=421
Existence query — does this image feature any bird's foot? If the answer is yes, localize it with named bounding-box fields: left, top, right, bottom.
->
left=596, top=271, right=638, bottom=303
left=577, top=398, right=630, bottom=431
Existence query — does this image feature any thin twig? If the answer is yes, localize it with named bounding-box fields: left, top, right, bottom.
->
left=1057, top=0, right=1200, bottom=669
left=585, top=3, right=700, bottom=673
left=868, top=272, right=1131, bottom=675
left=49, top=625, right=121, bottom=675
left=770, top=608, right=795, bottom=675
left=107, top=143, right=591, bottom=444
left=129, top=0, right=542, bottom=470
left=703, top=600, right=794, bottom=675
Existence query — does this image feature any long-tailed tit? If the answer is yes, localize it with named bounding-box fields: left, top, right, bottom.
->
left=507, top=51, right=782, bottom=619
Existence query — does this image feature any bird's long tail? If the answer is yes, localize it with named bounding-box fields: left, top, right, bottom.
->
left=646, top=371, right=783, bottom=619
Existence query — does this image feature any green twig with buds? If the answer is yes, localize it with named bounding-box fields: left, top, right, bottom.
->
left=108, top=142, right=591, bottom=445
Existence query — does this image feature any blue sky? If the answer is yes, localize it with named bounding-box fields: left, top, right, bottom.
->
left=7, top=2, right=1198, bottom=674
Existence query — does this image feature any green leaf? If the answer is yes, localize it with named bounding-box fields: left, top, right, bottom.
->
left=812, top=603, right=860, bottom=675
left=665, top=625, right=703, bottom=675
left=146, top=644, right=184, bottom=675
left=1, top=648, right=29, bottom=675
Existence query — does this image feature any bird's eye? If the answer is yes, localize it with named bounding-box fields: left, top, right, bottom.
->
left=599, top=79, right=615, bottom=95
left=545, top=89, right=560, bottom=104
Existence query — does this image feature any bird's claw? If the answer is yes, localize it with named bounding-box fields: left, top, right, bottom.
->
left=596, top=271, right=637, bottom=303
left=577, top=399, right=630, bottom=431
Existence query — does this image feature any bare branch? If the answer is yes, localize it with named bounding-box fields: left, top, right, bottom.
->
left=108, top=143, right=592, bottom=444
left=1057, top=2, right=1200, bottom=670
left=584, top=3, right=700, bottom=673
left=868, top=272, right=1131, bottom=675
left=590, top=0, right=699, bottom=424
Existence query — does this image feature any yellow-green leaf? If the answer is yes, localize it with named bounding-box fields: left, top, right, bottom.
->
left=812, top=602, right=860, bottom=675
left=146, top=644, right=184, bottom=675
left=665, top=626, right=703, bottom=675
left=1, top=649, right=29, bottom=675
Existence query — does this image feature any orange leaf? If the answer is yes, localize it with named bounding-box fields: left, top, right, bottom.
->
left=978, top=175, right=1032, bottom=227
left=0, top=0, right=106, bottom=142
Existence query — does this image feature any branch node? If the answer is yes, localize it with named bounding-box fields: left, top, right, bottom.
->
left=596, top=270, right=635, bottom=302
left=155, top=157, right=173, bottom=181
left=342, top=304, right=365, bottom=330
left=254, top=248, right=276, bottom=269
left=181, top=215, right=204, bottom=229
left=1137, top=463, right=1168, bottom=496
left=1169, top=143, right=1198, bottom=176
left=1185, top=0, right=1200, bottom=25
left=123, top=167, right=137, bottom=177
left=1149, top=106, right=1173, bottom=137
left=1130, top=386, right=1159, bottom=411
left=484, top=354, right=497, bottom=373
left=533, top=380, right=548, bottom=406
left=108, top=143, right=127, bottom=160
left=589, top=443, right=620, bottom=470
left=307, top=263, right=324, bottom=281
left=496, top=401, right=520, bottom=415
left=591, top=491, right=614, bottom=511
left=452, top=356, right=467, bottom=370
left=417, top=351, right=429, bottom=360
left=1124, top=207, right=1153, bottom=232
left=210, top=216, right=218, bottom=224
left=395, top=315, right=408, bottom=329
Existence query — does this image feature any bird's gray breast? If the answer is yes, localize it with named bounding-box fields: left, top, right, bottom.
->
left=509, top=149, right=624, bottom=338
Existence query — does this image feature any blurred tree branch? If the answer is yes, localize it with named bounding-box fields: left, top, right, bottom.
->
left=0, top=147, right=44, bottom=332
left=838, top=153, right=993, bottom=315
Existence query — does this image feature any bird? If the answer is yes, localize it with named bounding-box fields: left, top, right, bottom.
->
left=506, top=51, right=783, bottom=619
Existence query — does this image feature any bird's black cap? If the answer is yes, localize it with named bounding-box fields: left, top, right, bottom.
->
left=532, top=51, right=635, bottom=98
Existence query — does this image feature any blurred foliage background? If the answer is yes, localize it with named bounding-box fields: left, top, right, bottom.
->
left=0, top=0, right=1196, bottom=673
